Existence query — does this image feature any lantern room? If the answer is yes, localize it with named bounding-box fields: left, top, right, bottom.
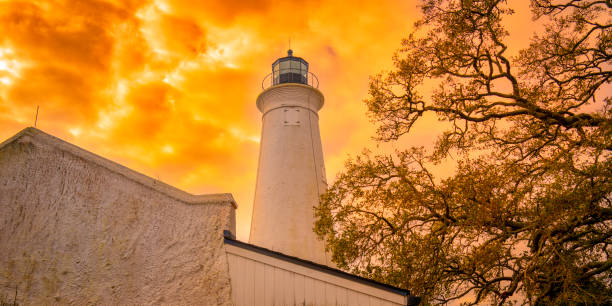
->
left=272, top=49, right=309, bottom=85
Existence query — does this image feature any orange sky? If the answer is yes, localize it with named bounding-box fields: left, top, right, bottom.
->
left=0, top=0, right=539, bottom=240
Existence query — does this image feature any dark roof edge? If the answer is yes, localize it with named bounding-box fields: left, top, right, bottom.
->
left=223, top=232, right=413, bottom=298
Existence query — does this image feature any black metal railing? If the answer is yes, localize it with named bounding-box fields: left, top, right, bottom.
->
left=262, top=71, right=319, bottom=90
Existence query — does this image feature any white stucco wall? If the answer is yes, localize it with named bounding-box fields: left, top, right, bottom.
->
left=0, top=128, right=236, bottom=305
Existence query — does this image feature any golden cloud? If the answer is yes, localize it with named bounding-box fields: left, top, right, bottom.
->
left=0, top=0, right=424, bottom=240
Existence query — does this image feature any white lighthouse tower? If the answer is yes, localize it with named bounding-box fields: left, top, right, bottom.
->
left=249, top=50, right=330, bottom=266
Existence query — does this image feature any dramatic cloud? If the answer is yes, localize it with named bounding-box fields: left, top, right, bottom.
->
left=2, top=0, right=536, bottom=240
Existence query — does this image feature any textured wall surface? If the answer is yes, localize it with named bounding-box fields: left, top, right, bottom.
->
left=0, top=128, right=236, bottom=305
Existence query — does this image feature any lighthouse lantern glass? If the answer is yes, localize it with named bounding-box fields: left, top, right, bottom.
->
left=272, top=54, right=309, bottom=86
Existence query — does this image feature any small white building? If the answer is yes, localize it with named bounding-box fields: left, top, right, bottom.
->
left=226, top=232, right=415, bottom=306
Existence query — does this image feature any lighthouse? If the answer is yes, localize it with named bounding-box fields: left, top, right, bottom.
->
left=249, top=50, right=330, bottom=266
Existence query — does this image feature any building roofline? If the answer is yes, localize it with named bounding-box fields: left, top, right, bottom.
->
left=0, top=127, right=238, bottom=208
left=223, top=231, right=415, bottom=298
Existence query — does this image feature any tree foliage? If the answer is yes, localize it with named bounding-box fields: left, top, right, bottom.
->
left=314, top=0, right=611, bottom=304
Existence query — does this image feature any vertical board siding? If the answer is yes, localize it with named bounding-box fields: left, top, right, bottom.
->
left=370, top=296, right=383, bottom=306
left=235, top=255, right=246, bottom=306
left=325, top=282, right=336, bottom=305
left=245, top=258, right=255, bottom=303
left=358, top=292, right=370, bottom=306
left=254, top=262, right=265, bottom=306
left=314, top=279, right=326, bottom=305
left=264, top=264, right=275, bottom=306
left=337, top=287, right=348, bottom=306
left=283, top=269, right=295, bottom=304
left=228, top=252, right=405, bottom=306
left=348, top=289, right=360, bottom=305
left=295, top=274, right=305, bottom=305
left=304, top=275, right=315, bottom=305
left=228, top=253, right=239, bottom=304
left=274, top=267, right=284, bottom=305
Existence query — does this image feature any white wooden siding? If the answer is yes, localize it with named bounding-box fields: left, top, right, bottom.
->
left=226, top=244, right=406, bottom=306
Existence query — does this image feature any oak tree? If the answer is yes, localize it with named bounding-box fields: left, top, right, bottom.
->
left=315, top=0, right=611, bottom=304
